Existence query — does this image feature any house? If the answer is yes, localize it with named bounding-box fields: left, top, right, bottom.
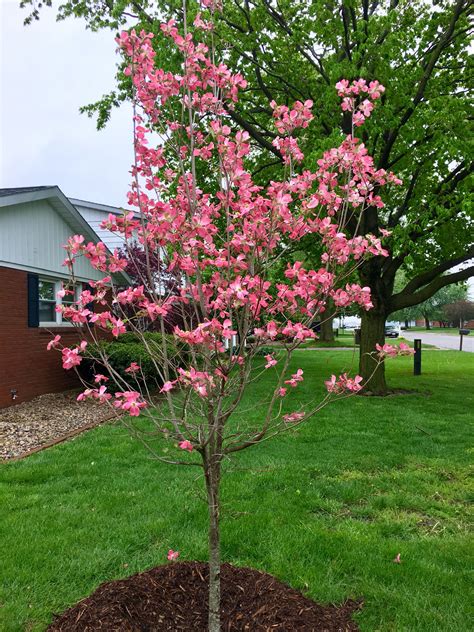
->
left=0, top=186, right=128, bottom=408
left=72, top=197, right=133, bottom=252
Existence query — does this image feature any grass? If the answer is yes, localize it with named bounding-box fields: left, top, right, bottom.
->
left=1, top=350, right=473, bottom=631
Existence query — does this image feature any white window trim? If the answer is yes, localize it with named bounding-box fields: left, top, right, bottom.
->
left=39, top=278, right=82, bottom=327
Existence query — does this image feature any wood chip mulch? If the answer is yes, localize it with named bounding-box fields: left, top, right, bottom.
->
left=0, top=391, right=116, bottom=461
left=47, top=561, right=362, bottom=631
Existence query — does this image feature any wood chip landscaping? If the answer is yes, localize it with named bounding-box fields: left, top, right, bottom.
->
left=0, top=391, right=117, bottom=460
left=47, top=561, right=362, bottom=631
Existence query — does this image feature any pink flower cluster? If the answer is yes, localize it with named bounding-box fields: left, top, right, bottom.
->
left=270, top=99, right=314, bottom=135
left=270, top=99, right=313, bottom=165
left=64, top=235, right=127, bottom=275
left=62, top=340, right=87, bottom=370
left=264, top=354, right=277, bottom=369
left=175, top=367, right=215, bottom=398
left=174, top=319, right=236, bottom=351
left=335, top=78, right=385, bottom=127
left=114, top=391, right=147, bottom=416
left=77, top=385, right=112, bottom=403
left=331, top=284, right=373, bottom=310
left=325, top=373, right=363, bottom=394
left=285, top=369, right=304, bottom=388
left=283, top=411, right=305, bottom=423
left=375, top=342, right=414, bottom=359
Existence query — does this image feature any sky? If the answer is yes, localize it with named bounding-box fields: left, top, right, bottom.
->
left=0, top=0, right=133, bottom=207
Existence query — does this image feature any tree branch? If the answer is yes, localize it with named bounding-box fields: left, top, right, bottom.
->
left=225, top=106, right=283, bottom=159
left=389, top=264, right=474, bottom=313
left=377, top=0, right=466, bottom=169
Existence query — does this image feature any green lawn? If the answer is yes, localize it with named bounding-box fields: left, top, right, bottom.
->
left=1, top=350, right=473, bottom=631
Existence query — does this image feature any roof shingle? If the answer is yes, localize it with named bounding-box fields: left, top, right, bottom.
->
left=0, top=186, right=56, bottom=198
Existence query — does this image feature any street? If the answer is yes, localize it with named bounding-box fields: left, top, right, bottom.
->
left=402, top=330, right=474, bottom=353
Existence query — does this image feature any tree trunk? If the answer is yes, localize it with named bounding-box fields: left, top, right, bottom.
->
left=205, top=459, right=221, bottom=632
left=359, top=309, right=387, bottom=393
left=319, top=314, right=335, bottom=342
left=424, top=316, right=431, bottom=330
left=404, top=319, right=409, bottom=329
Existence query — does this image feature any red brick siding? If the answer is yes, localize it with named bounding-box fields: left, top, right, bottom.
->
left=0, top=266, right=109, bottom=409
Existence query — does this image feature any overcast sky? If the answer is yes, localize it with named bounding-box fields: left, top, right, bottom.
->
left=0, top=0, right=133, bottom=207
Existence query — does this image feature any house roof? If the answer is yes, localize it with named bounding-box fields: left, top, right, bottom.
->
left=69, top=197, right=136, bottom=216
left=0, top=186, right=57, bottom=197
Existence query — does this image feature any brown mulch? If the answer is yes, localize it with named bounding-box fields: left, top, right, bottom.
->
left=48, top=562, right=362, bottom=631
left=0, top=391, right=117, bottom=461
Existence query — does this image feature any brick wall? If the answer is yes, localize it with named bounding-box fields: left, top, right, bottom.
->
left=0, top=266, right=107, bottom=408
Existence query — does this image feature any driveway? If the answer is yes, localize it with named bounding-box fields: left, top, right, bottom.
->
left=402, top=330, right=474, bottom=353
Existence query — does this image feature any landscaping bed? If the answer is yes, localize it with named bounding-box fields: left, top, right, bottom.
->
left=0, top=391, right=117, bottom=460
left=47, top=561, right=361, bottom=631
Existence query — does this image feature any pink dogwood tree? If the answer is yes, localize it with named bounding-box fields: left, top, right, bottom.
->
left=48, top=5, right=412, bottom=630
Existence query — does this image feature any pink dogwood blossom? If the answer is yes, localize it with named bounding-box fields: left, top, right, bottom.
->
left=61, top=342, right=87, bottom=370
left=283, top=411, right=305, bottom=423
left=94, top=374, right=109, bottom=383
left=264, top=354, right=277, bottom=369
left=114, top=391, right=147, bottom=416
left=47, top=335, right=61, bottom=351
left=285, top=369, right=304, bottom=388
left=398, top=343, right=415, bottom=355
left=179, top=440, right=194, bottom=452
left=375, top=343, right=399, bottom=358
left=125, top=362, right=140, bottom=373
left=325, top=373, right=363, bottom=394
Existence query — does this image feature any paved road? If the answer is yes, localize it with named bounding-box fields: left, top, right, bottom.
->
left=402, top=330, right=474, bottom=353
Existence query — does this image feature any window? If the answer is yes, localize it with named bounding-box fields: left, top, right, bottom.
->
left=38, top=280, right=56, bottom=323
left=38, top=279, right=82, bottom=326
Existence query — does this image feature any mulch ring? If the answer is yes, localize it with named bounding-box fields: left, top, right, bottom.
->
left=48, top=561, right=362, bottom=631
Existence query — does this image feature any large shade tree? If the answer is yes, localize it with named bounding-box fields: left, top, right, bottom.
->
left=443, top=300, right=474, bottom=327
left=22, top=0, right=474, bottom=392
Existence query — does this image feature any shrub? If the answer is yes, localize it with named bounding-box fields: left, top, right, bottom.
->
left=254, top=345, right=278, bottom=356
left=80, top=333, right=185, bottom=390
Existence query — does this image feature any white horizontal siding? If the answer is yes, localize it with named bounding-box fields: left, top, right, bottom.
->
left=0, top=200, right=105, bottom=281
left=75, top=205, right=128, bottom=253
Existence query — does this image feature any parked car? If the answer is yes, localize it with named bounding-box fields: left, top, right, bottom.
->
left=385, top=326, right=399, bottom=338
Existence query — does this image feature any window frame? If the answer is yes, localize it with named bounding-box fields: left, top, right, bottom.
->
left=38, top=278, right=82, bottom=327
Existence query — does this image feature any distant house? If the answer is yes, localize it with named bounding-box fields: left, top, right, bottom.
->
left=0, top=186, right=127, bottom=408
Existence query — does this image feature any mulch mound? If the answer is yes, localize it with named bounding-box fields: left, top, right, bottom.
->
left=48, top=562, right=362, bottom=631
